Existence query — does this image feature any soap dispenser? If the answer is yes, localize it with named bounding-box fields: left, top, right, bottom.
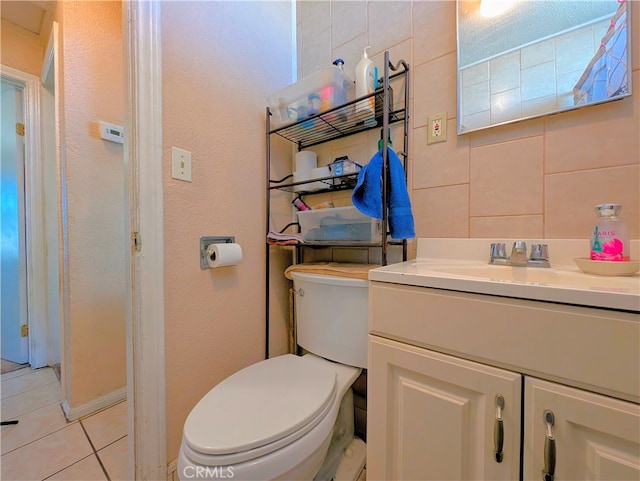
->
left=355, top=46, right=375, bottom=116
left=590, top=203, right=629, bottom=261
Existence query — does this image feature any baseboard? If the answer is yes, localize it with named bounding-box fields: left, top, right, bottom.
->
left=167, top=458, right=178, bottom=481
left=61, top=386, right=126, bottom=421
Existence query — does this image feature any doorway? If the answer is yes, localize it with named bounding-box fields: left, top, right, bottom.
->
left=1, top=77, right=29, bottom=371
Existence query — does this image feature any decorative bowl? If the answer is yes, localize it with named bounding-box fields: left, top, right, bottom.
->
left=574, top=258, right=640, bottom=276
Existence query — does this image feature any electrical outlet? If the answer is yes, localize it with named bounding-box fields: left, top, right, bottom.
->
left=171, top=147, right=192, bottom=182
left=427, top=112, right=447, bottom=144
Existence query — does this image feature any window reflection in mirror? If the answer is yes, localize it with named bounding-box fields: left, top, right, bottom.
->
left=457, top=0, right=632, bottom=134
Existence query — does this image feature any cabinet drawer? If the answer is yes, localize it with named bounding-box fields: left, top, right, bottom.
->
left=370, top=281, right=640, bottom=403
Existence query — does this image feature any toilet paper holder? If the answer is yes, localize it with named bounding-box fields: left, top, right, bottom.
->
left=200, top=236, right=235, bottom=269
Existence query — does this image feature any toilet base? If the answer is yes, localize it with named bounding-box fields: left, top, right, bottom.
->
left=334, top=437, right=366, bottom=481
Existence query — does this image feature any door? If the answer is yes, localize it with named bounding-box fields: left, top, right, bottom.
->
left=524, top=377, right=640, bottom=481
left=368, top=336, right=522, bottom=480
left=1, top=79, right=29, bottom=364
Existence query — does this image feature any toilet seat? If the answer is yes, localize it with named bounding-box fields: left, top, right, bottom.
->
left=183, top=355, right=337, bottom=465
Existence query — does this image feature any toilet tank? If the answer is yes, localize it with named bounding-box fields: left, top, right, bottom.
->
left=290, top=272, right=368, bottom=369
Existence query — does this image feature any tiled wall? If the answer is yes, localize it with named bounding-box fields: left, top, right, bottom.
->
left=298, top=0, right=639, bottom=245
left=460, top=18, right=611, bottom=131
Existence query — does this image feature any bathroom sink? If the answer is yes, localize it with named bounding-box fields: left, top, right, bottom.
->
left=423, top=263, right=637, bottom=290
left=369, top=239, right=640, bottom=312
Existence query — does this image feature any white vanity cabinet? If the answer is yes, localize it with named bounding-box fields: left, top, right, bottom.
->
left=524, top=377, right=640, bottom=481
left=367, top=281, right=640, bottom=481
left=368, top=336, right=522, bottom=480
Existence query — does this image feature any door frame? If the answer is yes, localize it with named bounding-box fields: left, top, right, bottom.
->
left=0, top=65, right=48, bottom=369
left=124, top=1, right=167, bottom=479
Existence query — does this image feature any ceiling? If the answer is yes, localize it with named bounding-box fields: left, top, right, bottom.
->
left=1, top=1, right=55, bottom=44
left=458, top=0, right=620, bottom=67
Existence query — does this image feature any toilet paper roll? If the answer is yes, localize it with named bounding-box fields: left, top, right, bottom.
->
left=293, top=170, right=311, bottom=192
left=307, top=166, right=332, bottom=192
left=206, top=243, right=243, bottom=268
left=295, top=150, right=317, bottom=172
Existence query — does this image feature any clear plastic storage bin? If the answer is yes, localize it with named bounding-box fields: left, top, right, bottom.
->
left=297, top=206, right=381, bottom=243
left=268, top=65, right=355, bottom=127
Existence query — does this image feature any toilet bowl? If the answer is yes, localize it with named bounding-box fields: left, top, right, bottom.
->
left=178, top=354, right=360, bottom=480
left=178, top=272, right=369, bottom=481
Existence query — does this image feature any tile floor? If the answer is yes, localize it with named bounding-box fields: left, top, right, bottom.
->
left=1, top=367, right=128, bottom=481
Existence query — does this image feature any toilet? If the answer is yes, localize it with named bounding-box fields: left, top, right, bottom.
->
left=177, top=271, right=368, bottom=481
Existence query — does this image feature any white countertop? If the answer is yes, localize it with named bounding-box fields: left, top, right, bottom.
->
left=369, top=239, right=640, bottom=312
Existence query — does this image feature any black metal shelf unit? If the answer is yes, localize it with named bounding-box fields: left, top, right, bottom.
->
left=264, top=52, right=410, bottom=357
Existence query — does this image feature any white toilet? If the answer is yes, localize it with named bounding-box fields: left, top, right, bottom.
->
left=177, top=271, right=368, bottom=481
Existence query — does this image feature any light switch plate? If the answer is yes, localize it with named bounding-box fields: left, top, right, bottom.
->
left=427, top=112, right=447, bottom=144
left=171, top=147, right=192, bottom=182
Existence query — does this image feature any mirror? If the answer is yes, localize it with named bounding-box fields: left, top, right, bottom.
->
left=457, top=0, right=632, bottom=134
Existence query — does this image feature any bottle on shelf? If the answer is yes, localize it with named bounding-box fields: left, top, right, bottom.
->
left=355, top=46, right=375, bottom=117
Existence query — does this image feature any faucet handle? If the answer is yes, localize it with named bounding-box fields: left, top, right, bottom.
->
left=490, top=243, right=508, bottom=262
left=530, top=244, right=549, bottom=261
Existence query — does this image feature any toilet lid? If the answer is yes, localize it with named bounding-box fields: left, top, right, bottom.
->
left=184, top=354, right=336, bottom=456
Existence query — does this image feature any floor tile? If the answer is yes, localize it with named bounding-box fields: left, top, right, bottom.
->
left=98, top=436, right=130, bottom=481
left=0, top=366, right=32, bottom=382
left=1, top=368, right=58, bottom=399
left=1, top=382, right=62, bottom=420
left=81, top=401, right=127, bottom=450
left=45, top=453, right=108, bottom=481
left=0, top=423, right=93, bottom=481
left=1, top=402, right=72, bottom=455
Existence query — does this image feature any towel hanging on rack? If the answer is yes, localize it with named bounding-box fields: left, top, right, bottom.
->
left=352, top=147, right=415, bottom=240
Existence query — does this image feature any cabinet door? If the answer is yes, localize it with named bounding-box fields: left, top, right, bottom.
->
left=368, top=336, right=522, bottom=481
left=524, top=377, right=640, bottom=481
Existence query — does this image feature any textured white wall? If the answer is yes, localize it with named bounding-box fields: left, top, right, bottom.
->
left=60, top=1, right=126, bottom=408
left=161, top=1, right=295, bottom=460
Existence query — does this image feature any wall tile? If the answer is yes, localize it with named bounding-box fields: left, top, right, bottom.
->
left=461, top=110, right=491, bottom=133
left=545, top=75, right=639, bottom=173
left=462, top=62, right=489, bottom=87
left=521, top=38, right=554, bottom=70
left=413, top=53, right=457, bottom=129
left=554, top=28, right=596, bottom=76
left=413, top=120, right=469, bottom=189
left=463, top=81, right=490, bottom=116
left=300, top=27, right=331, bottom=77
left=331, top=34, right=368, bottom=82
left=490, top=87, right=522, bottom=124
left=522, top=95, right=556, bottom=119
left=367, top=0, right=411, bottom=55
left=413, top=185, right=469, bottom=238
left=545, top=165, right=640, bottom=239
left=521, top=61, right=555, bottom=101
left=299, top=0, right=331, bottom=38
left=333, top=248, right=369, bottom=264
left=413, top=0, right=456, bottom=66
left=470, top=137, right=544, bottom=216
left=331, top=0, right=366, bottom=48
left=470, top=215, right=543, bottom=239
left=468, top=117, right=544, bottom=148
left=490, top=52, right=520, bottom=94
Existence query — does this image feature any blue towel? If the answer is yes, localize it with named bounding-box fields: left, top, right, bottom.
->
left=352, top=148, right=415, bottom=240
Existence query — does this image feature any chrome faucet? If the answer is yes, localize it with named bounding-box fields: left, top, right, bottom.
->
left=489, top=241, right=550, bottom=268
left=510, top=241, right=528, bottom=266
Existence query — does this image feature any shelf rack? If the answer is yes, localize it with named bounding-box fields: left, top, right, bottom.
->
left=265, top=52, right=410, bottom=358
